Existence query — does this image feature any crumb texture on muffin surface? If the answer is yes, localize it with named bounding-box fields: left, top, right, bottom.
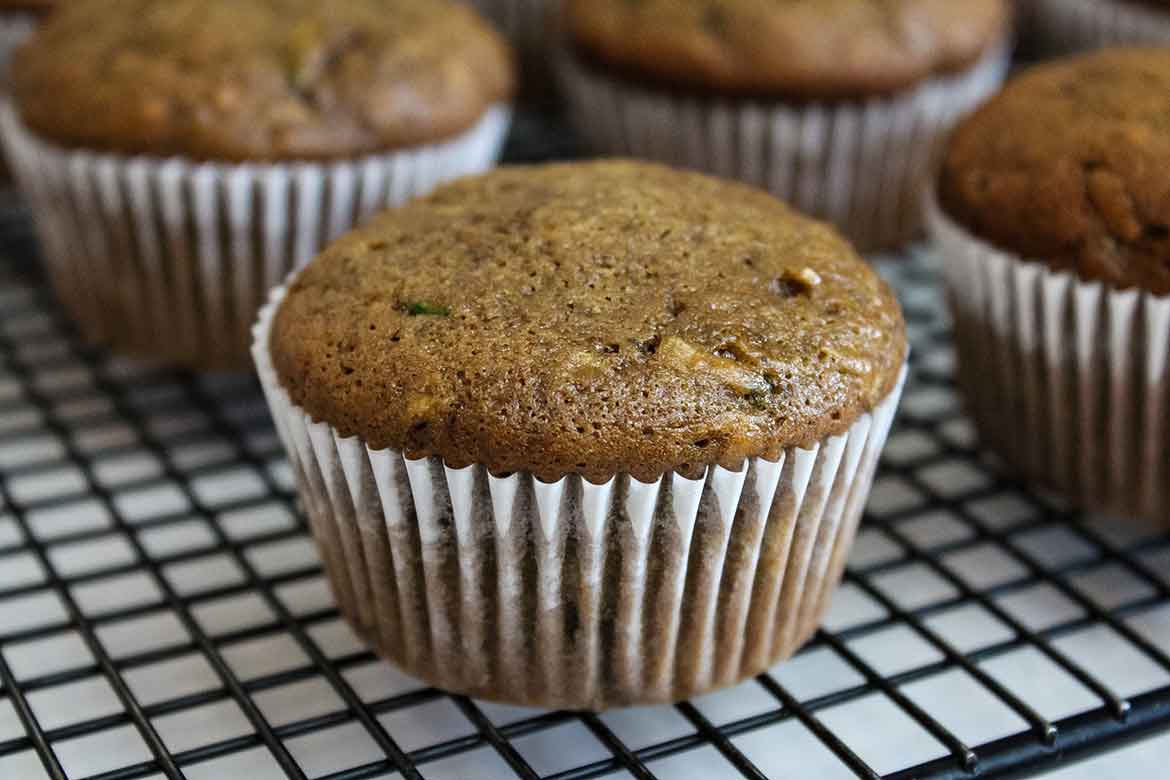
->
left=565, top=0, right=1009, bottom=97
left=11, top=0, right=514, bottom=161
left=270, top=160, right=906, bottom=483
left=940, top=47, right=1170, bottom=295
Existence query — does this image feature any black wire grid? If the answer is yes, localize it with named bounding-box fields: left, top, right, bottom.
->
left=1, top=113, right=1170, bottom=780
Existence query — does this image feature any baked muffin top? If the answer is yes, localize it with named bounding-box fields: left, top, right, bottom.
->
left=565, top=0, right=1009, bottom=98
left=270, top=161, right=906, bottom=483
left=940, top=48, right=1170, bottom=295
left=11, top=0, right=513, bottom=161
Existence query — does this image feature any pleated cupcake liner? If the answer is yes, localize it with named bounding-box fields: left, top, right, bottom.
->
left=467, top=0, right=558, bottom=55
left=0, top=101, right=511, bottom=370
left=1031, top=0, right=1170, bottom=53
left=927, top=194, right=1170, bottom=523
left=0, top=12, right=35, bottom=76
left=252, top=281, right=906, bottom=710
left=557, top=44, right=1008, bottom=252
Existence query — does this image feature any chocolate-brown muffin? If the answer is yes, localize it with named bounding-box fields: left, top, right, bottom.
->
left=271, top=160, right=906, bottom=484
left=940, top=47, right=1170, bottom=295
left=559, top=0, right=1011, bottom=251
left=11, top=0, right=513, bottom=161
left=256, top=161, right=908, bottom=709
left=929, top=48, right=1170, bottom=525
left=0, top=0, right=514, bottom=371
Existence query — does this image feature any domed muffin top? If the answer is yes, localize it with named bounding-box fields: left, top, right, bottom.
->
left=940, top=48, right=1170, bottom=294
left=270, top=161, right=906, bottom=483
left=11, top=0, right=513, bottom=161
left=565, top=0, right=1008, bottom=98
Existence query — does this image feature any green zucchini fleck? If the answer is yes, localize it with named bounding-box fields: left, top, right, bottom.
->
left=401, top=302, right=450, bottom=317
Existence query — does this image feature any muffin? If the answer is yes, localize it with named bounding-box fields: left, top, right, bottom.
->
left=253, top=160, right=908, bottom=709
left=0, top=0, right=514, bottom=370
left=1031, top=0, right=1170, bottom=53
left=929, top=48, right=1170, bottom=523
left=558, top=0, right=1011, bottom=251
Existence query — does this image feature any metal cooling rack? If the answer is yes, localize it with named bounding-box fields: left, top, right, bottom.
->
left=2, top=110, right=1170, bottom=780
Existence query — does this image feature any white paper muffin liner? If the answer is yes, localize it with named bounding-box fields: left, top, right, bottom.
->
left=558, top=44, right=1008, bottom=252
left=0, top=12, right=35, bottom=77
left=927, top=194, right=1170, bottom=523
left=1032, top=0, right=1170, bottom=53
left=252, top=281, right=906, bottom=710
left=0, top=101, right=511, bottom=369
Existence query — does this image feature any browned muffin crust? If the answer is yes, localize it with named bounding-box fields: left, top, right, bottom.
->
left=11, top=0, right=513, bottom=161
left=271, top=161, right=906, bottom=483
left=940, top=48, right=1170, bottom=295
left=566, top=0, right=1009, bottom=98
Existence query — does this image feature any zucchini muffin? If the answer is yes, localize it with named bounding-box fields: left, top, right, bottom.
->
left=254, top=160, right=908, bottom=709
left=929, top=48, right=1170, bottom=523
left=559, top=0, right=1011, bottom=251
left=1, top=0, right=514, bottom=369
left=1031, top=0, right=1170, bottom=53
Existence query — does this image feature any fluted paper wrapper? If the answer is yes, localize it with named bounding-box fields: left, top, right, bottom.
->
left=0, top=102, right=510, bottom=370
left=1032, top=0, right=1170, bottom=53
left=468, top=0, right=558, bottom=58
left=0, top=13, right=34, bottom=76
left=927, top=195, right=1170, bottom=524
left=253, top=283, right=906, bottom=710
left=558, top=45, right=1008, bottom=252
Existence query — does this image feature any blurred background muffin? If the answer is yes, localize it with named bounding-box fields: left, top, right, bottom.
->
left=255, top=160, right=907, bottom=709
left=1029, top=0, right=1170, bottom=53
left=558, top=0, right=1011, bottom=251
left=0, top=0, right=514, bottom=370
left=929, top=47, right=1170, bottom=524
